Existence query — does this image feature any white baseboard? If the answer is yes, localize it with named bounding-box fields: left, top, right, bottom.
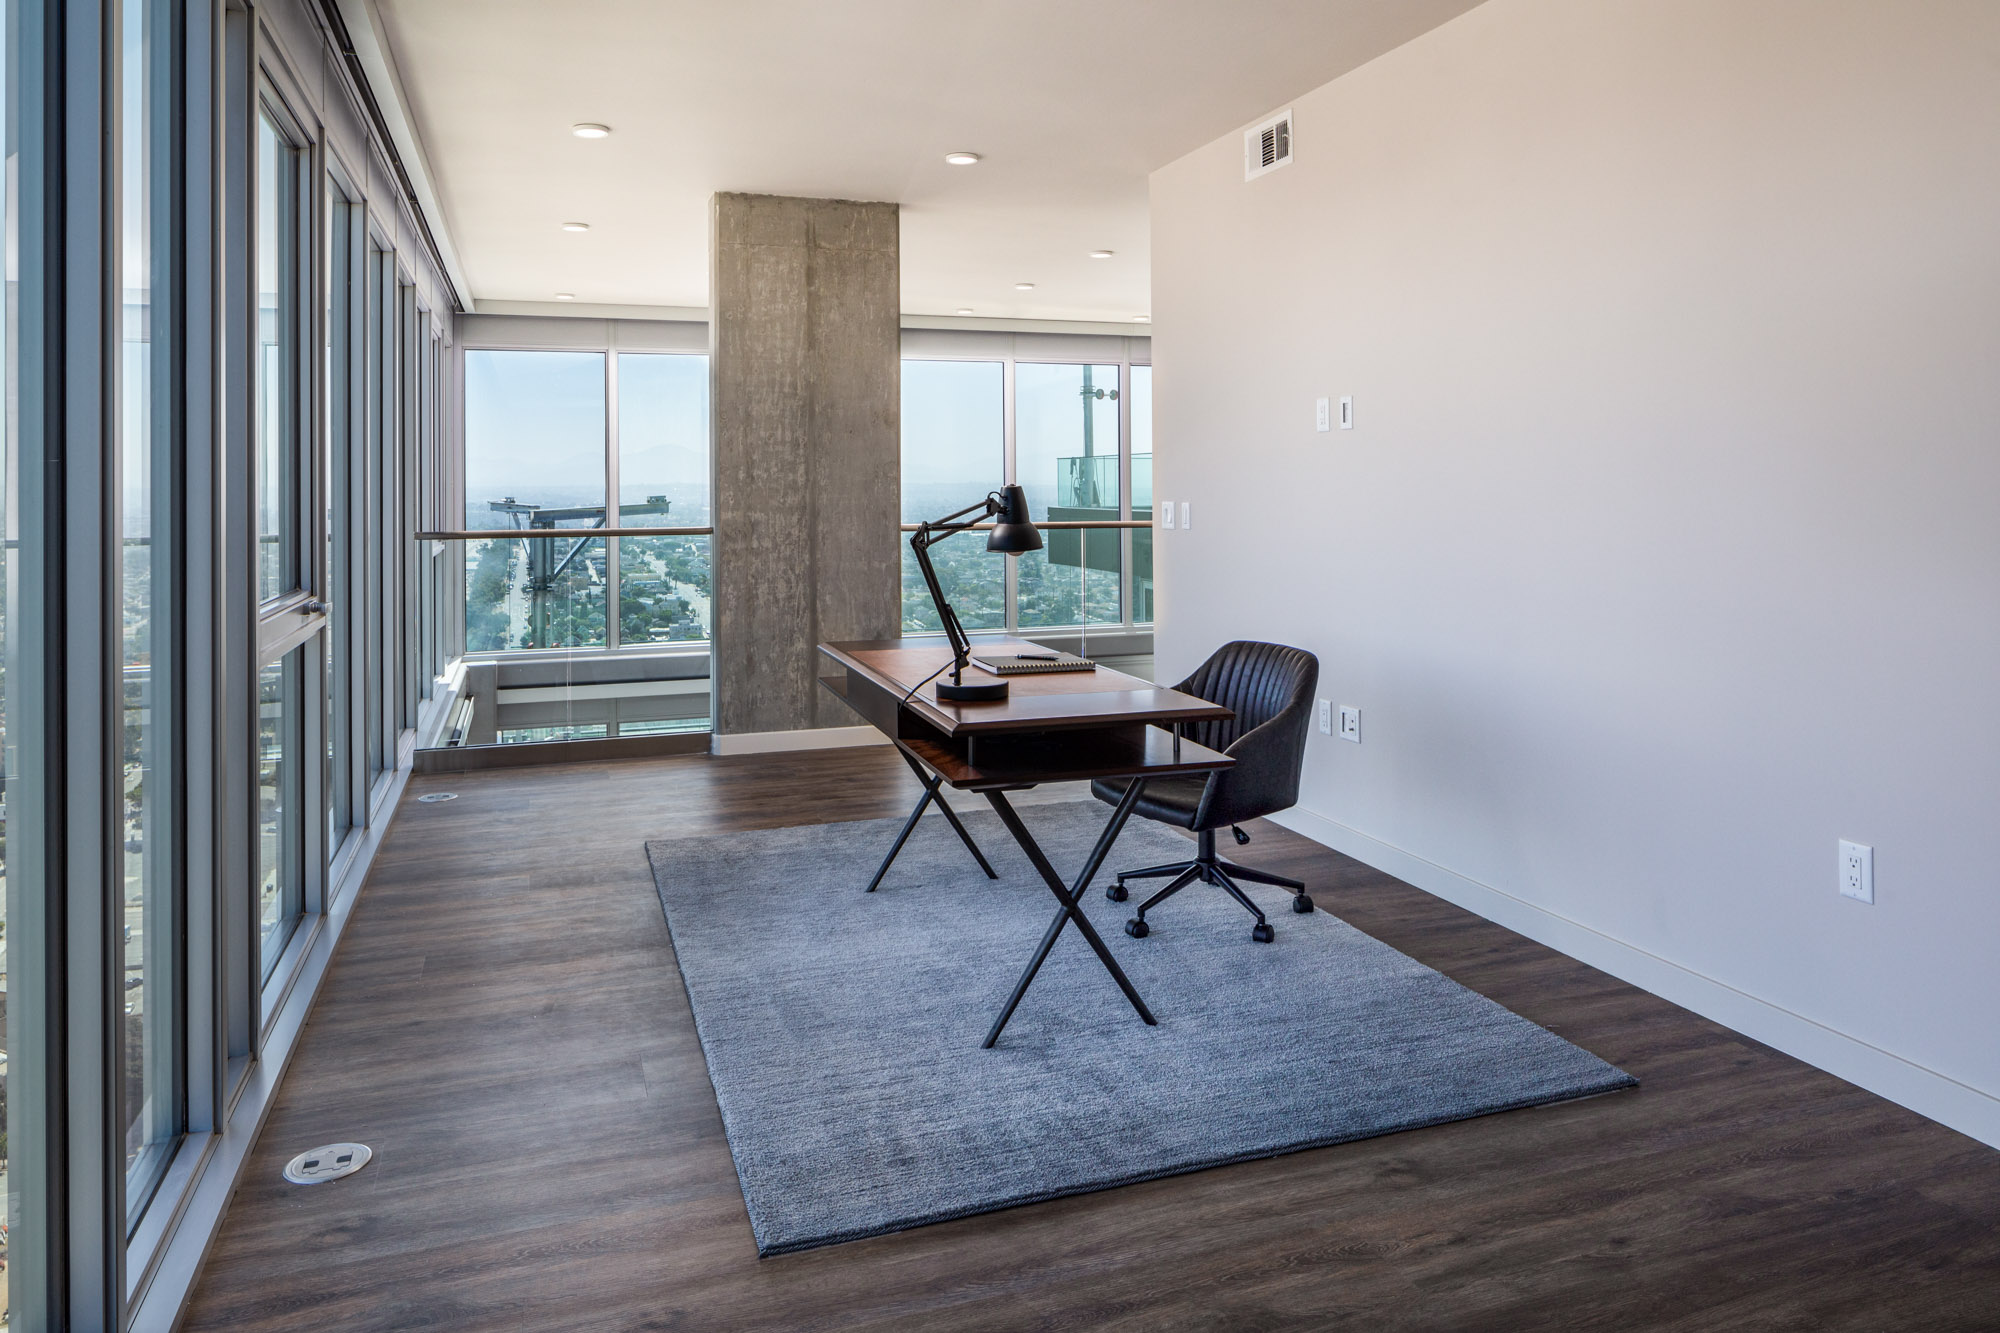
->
left=1268, top=805, right=2000, bottom=1151
left=710, top=725, right=892, bottom=756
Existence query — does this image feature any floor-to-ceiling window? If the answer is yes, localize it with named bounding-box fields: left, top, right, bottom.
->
left=901, top=359, right=1006, bottom=632
left=327, top=182, right=361, bottom=859
left=369, top=248, right=398, bottom=779
left=398, top=281, right=421, bottom=731
left=1015, top=362, right=1124, bottom=629
left=2, top=0, right=24, bottom=1307
left=2, top=0, right=461, bottom=1320
left=364, top=245, right=387, bottom=785
left=447, top=336, right=711, bottom=747
left=617, top=352, right=713, bottom=649
left=462, top=349, right=609, bottom=653
left=253, top=98, right=313, bottom=979
left=1130, top=363, right=1154, bottom=624
left=118, top=0, right=182, bottom=1223
left=898, top=336, right=1151, bottom=638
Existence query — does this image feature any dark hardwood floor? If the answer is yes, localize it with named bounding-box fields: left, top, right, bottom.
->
left=181, top=748, right=2000, bottom=1331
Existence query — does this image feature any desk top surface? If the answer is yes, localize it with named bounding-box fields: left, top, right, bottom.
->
left=820, top=638, right=1234, bottom=738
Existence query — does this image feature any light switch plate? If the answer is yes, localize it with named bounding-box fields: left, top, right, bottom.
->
left=1179, top=501, right=1191, bottom=530
left=1316, top=397, right=1331, bottom=432
left=1339, top=395, right=1354, bottom=430
left=1160, top=500, right=1174, bottom=530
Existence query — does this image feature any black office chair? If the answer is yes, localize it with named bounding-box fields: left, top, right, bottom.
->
left=1092, top=640, right=1320, bottom=943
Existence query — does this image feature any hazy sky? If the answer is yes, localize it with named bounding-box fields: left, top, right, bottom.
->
left=465, top=350, right=1150, bottom=523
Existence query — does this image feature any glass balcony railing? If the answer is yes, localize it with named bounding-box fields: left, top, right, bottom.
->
left=1055, top=453, right=1119, bottom=510
left=1043, top=454, right=1151, bottom=620
left=422, top=518, right=717, bottom=761
left=423, top=497, right=1156, bottom=762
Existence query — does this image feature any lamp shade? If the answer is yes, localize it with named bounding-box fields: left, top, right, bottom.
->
left=985, top=484, right=1043, bottom=554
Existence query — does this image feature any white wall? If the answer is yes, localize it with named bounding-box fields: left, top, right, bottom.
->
left=1150, top=0, right=2000, bottom=1146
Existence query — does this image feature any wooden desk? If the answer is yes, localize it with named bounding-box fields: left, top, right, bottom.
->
left=818, top=638, right=1235, bottom=1047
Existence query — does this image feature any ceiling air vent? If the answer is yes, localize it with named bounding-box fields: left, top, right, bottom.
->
left=1244, top=109, right=1293, bottom=181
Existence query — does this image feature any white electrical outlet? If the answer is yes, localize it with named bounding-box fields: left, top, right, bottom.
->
left=1316, top=397, right=1331, bottom=432
left=1338, top=706, right=1361, bottom=742
left=1160, top=500, right=1175, bottom=530
left=1339, top=395, right=1354, bottom=430
left=1317, top=700, right=1332, bottom=734
left=1179, top=501, right=1191, bottom=530
left=1839, top=840, right=1874, bottom=903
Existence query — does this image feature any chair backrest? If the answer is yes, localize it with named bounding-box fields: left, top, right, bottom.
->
left=1176, top=641, right=1318, bottom=753
left=1175, top=641, right=1320, bottom=828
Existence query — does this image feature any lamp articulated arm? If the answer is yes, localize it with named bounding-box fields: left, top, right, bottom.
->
left=909, top=492, right=1004, bottom=686
left=908, top=484, right=1041, bottom=702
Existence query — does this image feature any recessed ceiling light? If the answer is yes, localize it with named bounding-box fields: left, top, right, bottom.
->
left=571, top=123, right=611, bottom=139
left=956, top=308, right=974, bottom=316
left=561, top=221, right=591, bottom=232
left=1132, top=315, right=1151, bottom=323
left=1089, top=250, right=1114, bottom=259
left=555, top=293, right=576, bottom=301
left=944, top=151, right=982, bottom=166
left=1014, top=282, right=1035, bottom=291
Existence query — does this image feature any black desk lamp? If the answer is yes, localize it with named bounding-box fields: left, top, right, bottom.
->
left=910, top=484, right=1043, bottom=701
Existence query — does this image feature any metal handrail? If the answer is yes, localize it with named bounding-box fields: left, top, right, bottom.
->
left=898, top=519, right=1151, bottom=532
left=416, top=526, right=714, bottom=539
left=415, top=519, right=1151, bottom=540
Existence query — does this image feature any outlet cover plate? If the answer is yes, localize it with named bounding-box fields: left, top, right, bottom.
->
left=1839, top=839, right=1874, bottom=904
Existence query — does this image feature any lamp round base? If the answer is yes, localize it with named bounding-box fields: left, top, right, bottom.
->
left=936, top=679, right=1010, bottom=702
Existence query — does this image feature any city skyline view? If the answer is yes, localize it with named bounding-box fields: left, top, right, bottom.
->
left=461, top=350, right=1152, bottom=650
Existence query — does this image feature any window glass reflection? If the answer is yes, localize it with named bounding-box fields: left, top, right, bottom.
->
left=617, top=353, right=711, bottom=648
left=121, top=0, right=179, bottom=1223
left=900, top=360, right=1005, bottom=631
left=258, top=653, right=303, bottom=977
left=1, top=0, right=22, bottom=1289
left=1130, top=365, right=1153, bottom=624
left=462, top=350, right=607, bottom=652
left=1015, top=363, right=1123, bottom=628
left=255, top=109, right=299, bottom=605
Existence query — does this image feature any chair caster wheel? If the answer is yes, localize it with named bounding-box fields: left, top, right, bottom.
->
left=1107, top=882, right=1129, bottom=902
left=1251, top=922, right=1275, bottom=943
left=1232, top=825, right=1251, bottom=845
left=1125, top=917, right=1150, bottom=938
left=1292, top=894, right=1315, bottom=914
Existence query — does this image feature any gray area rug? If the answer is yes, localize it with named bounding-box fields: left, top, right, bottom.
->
left=646, top=801, right=1635, bottom=1257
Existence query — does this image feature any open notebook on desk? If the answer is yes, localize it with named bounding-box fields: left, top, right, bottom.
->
left=970, top=650, right=1097, bottom=676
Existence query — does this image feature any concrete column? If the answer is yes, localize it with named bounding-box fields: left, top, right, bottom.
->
left=710, top=193, right=901, bottom=736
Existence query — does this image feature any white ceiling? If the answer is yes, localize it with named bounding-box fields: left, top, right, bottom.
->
left=373, top=0, right=1482, bottom=321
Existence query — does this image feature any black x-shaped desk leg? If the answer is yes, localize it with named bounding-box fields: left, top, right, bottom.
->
left=980, top=779, right=1158, bottom=1048
left=864, top=745, right=999, bottom=893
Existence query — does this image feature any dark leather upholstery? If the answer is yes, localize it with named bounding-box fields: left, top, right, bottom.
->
left=1092, top=641, right=1319, bottom=831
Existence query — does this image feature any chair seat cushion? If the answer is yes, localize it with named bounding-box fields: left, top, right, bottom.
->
left=1090, top=775, right=1208, bottom=829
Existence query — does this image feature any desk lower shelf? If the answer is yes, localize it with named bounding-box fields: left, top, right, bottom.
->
left=818, top=650, right=1234, bottom=790
left=900, top=724, right=1230, bottom=791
